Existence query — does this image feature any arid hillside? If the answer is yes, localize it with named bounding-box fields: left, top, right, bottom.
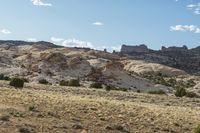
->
left=0, top=41, right=200, bottom=133
left=1, top=40, right=199, bottom=94
left=0, top=80, right=200, bottom=133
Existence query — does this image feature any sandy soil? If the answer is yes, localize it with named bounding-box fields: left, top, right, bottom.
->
left=0, top=81, right=199, bottom=133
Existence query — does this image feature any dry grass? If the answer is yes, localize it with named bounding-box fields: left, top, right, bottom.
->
left=0, top=81, right=199, bottom=133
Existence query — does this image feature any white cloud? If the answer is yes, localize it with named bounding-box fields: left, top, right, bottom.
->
left=31, top=0, right=52, bottom=7
left=50, top=37, right=64, bottom=42
left=27, top=38, right=37, bottom=42
left=194, top=10, right=200, bottom=15
left=187, top=3, right=200, bottom=15
left=187, top=4, right=196, bottom=8
left=59, top=38, right=94, bottom=49
left=1, top=29, right=11, bottom=34
left=170, top=25, right=200, bottom=33
left=111, top=45, right=121, bottom=52
left=195, top=28, right=200, bottom=33
left=93, top=22, right=104, bottom=26
left=50, top=37, right=119, bottom=52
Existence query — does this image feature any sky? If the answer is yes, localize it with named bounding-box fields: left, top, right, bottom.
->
left=0, top=0, right=200, bottom=51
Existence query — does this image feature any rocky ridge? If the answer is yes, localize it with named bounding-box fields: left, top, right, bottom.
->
left=120, top=44, right=200, bottom=74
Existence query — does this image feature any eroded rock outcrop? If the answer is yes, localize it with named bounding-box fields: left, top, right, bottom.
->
left=121, top=44, right=149, bottom=53
left=120, top=45, right=200, bottom=74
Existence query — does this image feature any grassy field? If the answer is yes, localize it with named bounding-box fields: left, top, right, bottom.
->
left=0, top=81, right=199, bottom=133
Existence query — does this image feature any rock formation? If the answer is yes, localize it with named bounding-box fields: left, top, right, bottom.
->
left=120, top=44, right=200, bottom=74
left=121, top=44, right=149, bottom=53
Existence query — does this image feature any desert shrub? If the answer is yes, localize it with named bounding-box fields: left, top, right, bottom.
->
left=10, top=111, right=24, bottom=118
left=3, top=76, right=10, bottom=81
left=175, top=87, right=186, bottom=97
left=0, top=74, right=4, bottom=80
left=148, top=89, right=166, bottom=95
left=105, top=85, right=118, bottom=91
left=90, top=82, right=103, bottom=89
left=28, top=105, right=37, bottom=112
left=21, top=78, right=29, bottom=83
left=118, top=88, right=128, bottom=92
left=68, top=79, right=80, bottom=87
left=39, top=79, right=49, bottom=85
left=159, top=77, right=168, bottom=86
left=194, top=124, right=200, bottom=133
left=9, top=78, right=24, bottom=89
left=0, top=115, right=10, bottom=121
left=59, top=80, right=69, bottom=86
left=72, top=124, right=83, bottom=129
left=157, top=72, right=162, bottom=76
left=186, top=79, right=196, bottom=88
left=0, top=74, right=10, bottom=81
left=167, top=78, right=177, bottom=87
left=105, top=85, right=111, bottom=91
left=19, top=128, right=31, bottom=133
left=136, top=90, right=141, bottom=93
left=185, top=91, right=200, bottom=98
left=105, top=124, right=127, bottom=132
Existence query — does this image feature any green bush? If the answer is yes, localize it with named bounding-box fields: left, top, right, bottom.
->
left=9, top=78, right=24, bottom=89
left=175, top=87, right=186, bottom=97
left=59, top=80, right=69, bottom=86
left=148, top=89, right=166, bottom=95
left=194, top=124, right=200, bottom=133
left=39, top=79, right=49, bottom=85
left=68, top=79, right=80, bottom=87
left=90, top=82, right=103, bottom=89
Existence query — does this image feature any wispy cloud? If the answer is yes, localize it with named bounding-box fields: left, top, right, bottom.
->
left=31, top=0, right=52, bottom=7
left=111, top=45, right=121, bottom=52
left=50, top=37, right=64, bottom=42
left=61, top=39, right=94, bottom=48
left=187, top=3, right=200, bottom=15
left=27, top=38, right=37, bottom=42
left=50, top=37, right=120, bottom=52
left=195, top=28, right=200, bottom=33
left=93, top=22, right=104, bottom=26
left=50, top=38, right=95, bottom=49
left=1, top=29, right=11, bottom=34
left=170, top=25, right=200, bottom=34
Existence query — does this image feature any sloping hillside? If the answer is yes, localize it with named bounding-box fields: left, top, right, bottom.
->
left=0, top=40, right=198, bottom=93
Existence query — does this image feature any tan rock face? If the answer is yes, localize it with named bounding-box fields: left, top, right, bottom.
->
left=122, top=60, right=187, bottom=76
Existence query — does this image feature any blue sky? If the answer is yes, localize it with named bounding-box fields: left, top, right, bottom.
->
left=0, top=0, right=199, bottom=51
